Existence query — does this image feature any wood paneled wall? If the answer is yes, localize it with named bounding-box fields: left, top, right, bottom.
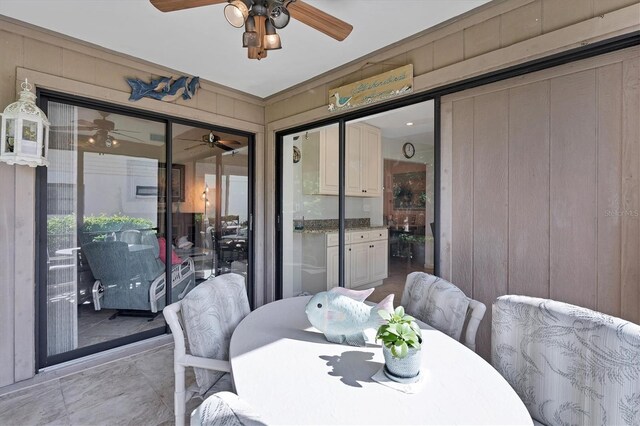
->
left=441, top=46, right=640, bottom=360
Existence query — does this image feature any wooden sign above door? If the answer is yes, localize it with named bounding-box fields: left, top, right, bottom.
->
left=328, top=64, right=413, bottom=112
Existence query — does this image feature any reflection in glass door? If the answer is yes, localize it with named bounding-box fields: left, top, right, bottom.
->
left=43, top=101, right=169, bottom=363
left=346, top=101, right=435, bottom=304
left=279, top=101, right=435, bottom=303
left=281, top=124, right=339, bottom=297
left=172, top=124, right=250, bottom=286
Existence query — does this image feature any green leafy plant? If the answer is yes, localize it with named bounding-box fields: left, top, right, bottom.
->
left=81, top=214, right=153, bottom=233
left=376, top=306, right=422, bottom=359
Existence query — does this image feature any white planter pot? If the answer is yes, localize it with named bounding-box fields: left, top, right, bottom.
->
left=382, top=345, right=421, bottom=382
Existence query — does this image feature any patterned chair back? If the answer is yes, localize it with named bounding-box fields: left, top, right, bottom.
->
left=401, top=272, right=486, bottom=351
left=180, top=273, right=250, bottom=394
left=492, top=295, right=640, bottom=426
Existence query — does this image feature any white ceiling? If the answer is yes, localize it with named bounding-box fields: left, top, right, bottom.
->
left=0, top=0, right=488, bottom=98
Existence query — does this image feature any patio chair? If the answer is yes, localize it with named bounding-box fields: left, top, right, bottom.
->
left=401, top=272, right=486, bottom=352
left=492, top=295, right=640, bottom=425
left=163, top=273, right=250, bottom=426
left=83, top=235, right=195, bottom=315
left=190, top=391, right=266, bottom=426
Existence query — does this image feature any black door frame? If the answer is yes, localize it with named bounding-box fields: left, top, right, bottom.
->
left=36, top=91, right=255, bottom=368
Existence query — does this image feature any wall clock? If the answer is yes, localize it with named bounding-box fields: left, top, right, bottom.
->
left=402, top=142, right=415, bottom=159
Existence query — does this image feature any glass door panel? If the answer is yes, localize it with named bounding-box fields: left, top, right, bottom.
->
left=45, top=101, right=167, bottom=358
left=278, top=102, right=435, bottom=302
left=345, top=101, right=435, bottom=303
left=281, top=124, right=339, bottom=297
left=171, top=124, right=250, bottom=285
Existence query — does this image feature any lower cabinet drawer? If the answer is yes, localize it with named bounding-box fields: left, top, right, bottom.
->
left=349, top=231, right=369, bottom=243
left=368, top=229, right=388, bottom=241
left=327, top=232, right=351, bottom=247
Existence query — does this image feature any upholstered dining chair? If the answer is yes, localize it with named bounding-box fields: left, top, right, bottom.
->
left=492, top=295, right=640, bottom=426
left=163, top=273, right=251, bottom=426
left=401, top=272, right=486, bottom=352
left=190, top=392, right=266, bottom=426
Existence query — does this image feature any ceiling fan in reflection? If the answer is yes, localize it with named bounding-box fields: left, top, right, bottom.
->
left=180, top=131, right=242, bottom=152
left=53, top=112, right=146, bottom=148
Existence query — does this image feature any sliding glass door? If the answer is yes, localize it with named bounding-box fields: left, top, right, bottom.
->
left=43, top=101, right=168, bottom=362
left=278, top=100, right=436, bottom=303
left=39, top=95, right=253, bottom=367
left=171, top=123, right=251, bottom=285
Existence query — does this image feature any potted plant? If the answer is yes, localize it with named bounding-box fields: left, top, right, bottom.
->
left=376, top=306, right=423, bottom=382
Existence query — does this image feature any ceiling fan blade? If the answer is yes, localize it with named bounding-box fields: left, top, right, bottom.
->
left=110, top=131, right=149, bottom=143
left=214, top=142, right=234, bottom=152
left=51, top=125, right=97, bottom=132
left=288, top=0, right=353, bottom=41
left=76, top=119, right=97, bottom=127
left=219, top=139, right=242, bottom=146
left=177, top=138, right=205, bottom=143
left=112, top=128, right=141, bottom=134
left=150, top=0, right=226, bottom=12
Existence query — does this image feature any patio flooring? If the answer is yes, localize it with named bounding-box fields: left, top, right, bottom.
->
left=0, top=345, right=198, bottom=426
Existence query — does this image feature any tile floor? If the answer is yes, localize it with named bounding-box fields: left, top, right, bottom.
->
left=368, top=256, right=433, bottom=304
left=0, top=345, right=201, bottom=426
left=1, top=258, right=428, bottom=426
left=77, top=305, right=165, bottom=348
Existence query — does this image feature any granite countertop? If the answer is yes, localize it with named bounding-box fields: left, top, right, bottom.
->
left=294, top=225, right=388, bottom=234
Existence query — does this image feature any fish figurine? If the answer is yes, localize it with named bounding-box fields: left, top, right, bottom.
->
left=305, top=287, right=394, bottom=347
left=127, top=75, right=200, bottom=102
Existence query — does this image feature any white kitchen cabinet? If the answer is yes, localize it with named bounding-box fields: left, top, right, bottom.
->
left=345, top=125, right=362, bottom=196
left=360, top=125, right=382, bottom=197
left=350, top=242, right=371, bottom=287
left=303, top=123, right=381, bottom=197
left=326, top=245, right=351, bottom=290
left=346, top=123, right=382, bottom=197
left=369, top=240, right=389, bottom=282
left=325, top=229, right=388, bottom=290
left=302, top=126, right=339, bottom=195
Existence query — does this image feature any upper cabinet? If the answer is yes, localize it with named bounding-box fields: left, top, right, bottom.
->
left=302, top=126, right=339, bottom=195
left=302, top=123, right=382, bottom=197
left=357, top=124, right=382, bottom=197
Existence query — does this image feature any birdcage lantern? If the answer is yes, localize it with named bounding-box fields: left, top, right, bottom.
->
left=0, top=79, right=50, bottom=167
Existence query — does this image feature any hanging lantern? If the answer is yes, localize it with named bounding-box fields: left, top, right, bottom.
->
left=0, top=79, right=50, bottom=167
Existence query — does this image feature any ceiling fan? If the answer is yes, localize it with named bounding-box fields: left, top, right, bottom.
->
left=54, top=112, right=145, bottom=148
left=180, top=131, right=242, bottom=151
left=150, top=0, right=353, bottom=60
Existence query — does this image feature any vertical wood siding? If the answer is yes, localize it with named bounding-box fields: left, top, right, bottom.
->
left=442, top=47, right=640, bottom=359
left=0, top=165, right=17, bottom=386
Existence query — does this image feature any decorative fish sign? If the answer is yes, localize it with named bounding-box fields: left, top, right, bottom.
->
left=127, top=75, right=200, bottom=102
left=305, top=287, right=394, bottom=347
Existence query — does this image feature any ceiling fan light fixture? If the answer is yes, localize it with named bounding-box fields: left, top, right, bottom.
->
left=263, top=20, right=281, bottom=50
left=269, top=3, right=290, bottom=29
left=224, top=0, right=250, bottom=28
left=242, top=15, right=260, bottom=47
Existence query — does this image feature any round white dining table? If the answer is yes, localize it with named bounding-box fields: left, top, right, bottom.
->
left=229, top=296, right=533, bottom=425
